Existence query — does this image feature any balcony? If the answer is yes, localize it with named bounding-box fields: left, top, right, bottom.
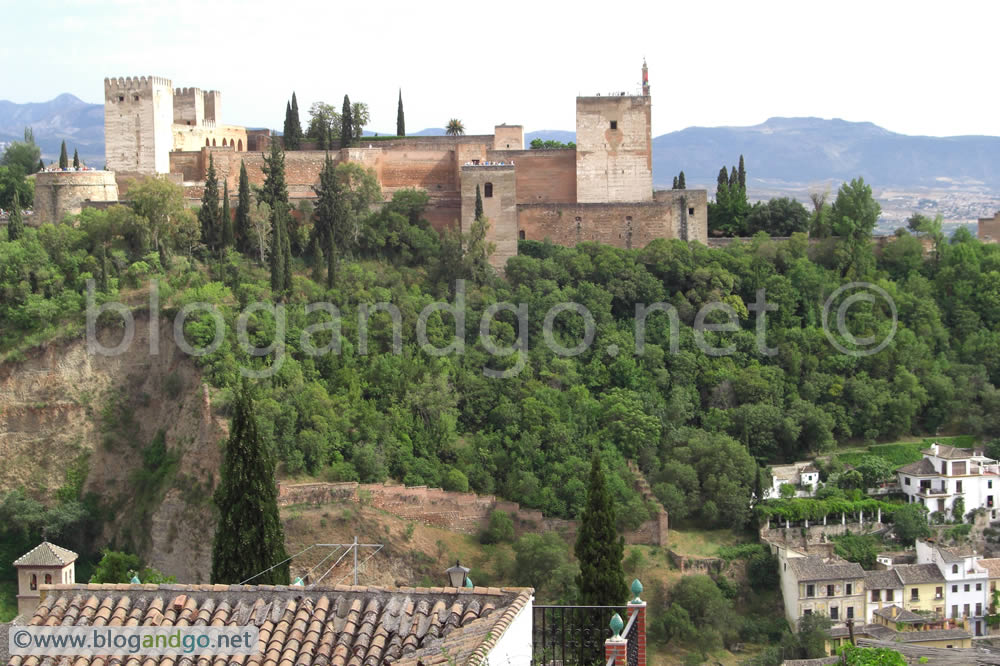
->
left=918, top=486, right=951, bottom=496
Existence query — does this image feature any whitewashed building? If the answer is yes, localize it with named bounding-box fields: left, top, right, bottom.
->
left=896, top=443, right=999, bottom=520
left=916, top=539, right=989, bottom=637
left=766, top=462, right=820, bottom=499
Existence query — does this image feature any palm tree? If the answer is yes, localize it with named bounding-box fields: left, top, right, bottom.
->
left=445, top=119, right=465, bottom=136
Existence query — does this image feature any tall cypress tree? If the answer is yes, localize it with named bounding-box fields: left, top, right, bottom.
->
left=221, top=180, right=234, bottom=250
left=283, top=101, right=294, bottom=149
left=38, top=158, right=44, bottom=172
left=575, top=454, right=627, bottom=606
left=672, top=176, right=678, bottom=189
left=199, top=155, right=220, bottom=253
left=729, top=165, right=738, bottom=189
left=678, top=171, right=686, bottom=189
left=7, top=190, right=24, bottom=241
left=59, top=141, right=68, bottom=169
left=281, top=202, right=293, bottom=294
left=340, top=95, right=353, bottom=148
left=261, top=139, right=288, bottom=209
left=72, top=149, right=80, bottom=169
left=396, top=89, right=405, bottom=137
left=270, top=203, right=286, bottom=293
left=211, top=379, right=290, bottom=585
left=97, top=244, right=109, bottom=292
left=290, top=92, right=302, bottom=148
left=738, top=155, right=746, bottom=190
left=314, top=153, right=346, bottom=289
left=235, top=161, right=251, bottom=254
left=474, top=184, right=484, bottom=221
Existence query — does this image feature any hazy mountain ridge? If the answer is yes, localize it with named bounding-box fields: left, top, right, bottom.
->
left=4, top=95, right=999, bottom=195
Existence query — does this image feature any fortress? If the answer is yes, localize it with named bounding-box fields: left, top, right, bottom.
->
left=40, top=63, right=708, bottom=268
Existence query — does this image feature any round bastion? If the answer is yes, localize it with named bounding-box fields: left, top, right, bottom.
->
left=32, top=170, right=120, bottom=225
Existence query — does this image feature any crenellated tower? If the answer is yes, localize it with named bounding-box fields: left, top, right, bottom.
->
left=104, top=76, right=174, bottom=175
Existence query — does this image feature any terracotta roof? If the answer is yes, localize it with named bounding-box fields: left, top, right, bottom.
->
left=787, top=557, right=864, bottom=582
left=979, top=558, right=1000, bottom=579
left=872, top=605, right=925, bottom=623
left=9, top=583, right=533, bottom=666
left=863, top=569, right=902, bottom=590
left=893, top=563, right=945, bottom=585
left=13, top=542, right=78, bottom=567
left=896, top=459, right=937, bottom=476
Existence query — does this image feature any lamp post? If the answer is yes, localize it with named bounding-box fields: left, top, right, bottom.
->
left=446, top=560, right=470, bottom=588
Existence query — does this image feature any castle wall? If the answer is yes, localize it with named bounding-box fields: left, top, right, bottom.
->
left=172, top=87, right=204, bottom=126
left=172, top=124, right=248, bottom=153
left=204, top=91, right=221, bottom=123
left=461, top=166, right=518, bottom=269
left=104, top=76, right=174, bottom=176
left=979, top=211, right=1000, bottom=243
left=486, top=149, right=576, bottom=204
left=517, top=201, right=680, bottom=249
left=32, top=170, right=119, bottom=224
left=575, top=96, right=653, bottom=203
left=653, top=188, right=709, bottom=244
left=493, top=125, right=524, bottom=150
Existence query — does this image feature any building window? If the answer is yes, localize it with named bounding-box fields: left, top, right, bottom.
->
left=610, top=121, right=618, bottom=130
left=830, top=607, right=839, bottom=620
left=965, top=604, right=971, bottom=617
left=886, top=589, right=894, bottom=602
left=846, top=583, right=853, bottom=596
left=957, top=481, right=963, bottom=493
left=133, top=95, right=139, bottom=102
left=846, top=607, right=854, bottom=619
left=803, top=609, right=812, bottom=615
left=688, top=207, right=695, bottom=215
left=518, top=230, right=525, bottom=240
left=806, top=584, right=815, bottom=597
left=44, top=574, right=52, bottom=585
left=977, top=603, right=983, bottom=616
left=911, top=588, right=919, bottom=601
left=990, top=480, right=993, bottom=489
left=953, top=585, right=958, bottom=592
left=953, top=605, right=959, bottom=618
left=871, top=590, right=880, bottom=602
left=936, top=587, right=943, bottom=599
left=118, top=95, right=124, bottom=102
left=827, top=585, right=834, bottom=597
left=953, top=565, right=959, bottom=574
left=30, top=574, right=37, bottom=591
left=484, top=182, right=493, bottom=198
left=977, top=583, right=983, bottom=591
left=904, top=477, right=911, bottom=486
left=965, top=584, right=970, bottom=592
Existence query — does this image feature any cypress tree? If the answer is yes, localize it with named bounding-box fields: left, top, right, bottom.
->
left=678, top=171, right=686, bottom=189
left=235, top=161, right=251, bottom=254
left=97, top=244, right=109, bottom=292
left=7, top=190, right=24, bottom=241
left=199, top=154, right=220, bottom=253
left=716, top=166, right=730, bottom=208
left=59, top=141, right=68, bottom=169
left=283, top=101, right=294, bottom=149
left=738, top=155, right=746, bottom=190
left=282, top=206, right=292, bottom=293
left=211, top=379, right=290, bottom=585
left=290, top=93, right=302, bottom=148
left=221, top=180, right=234, bottom=250
left=38, top=158, right=44, bottom=172
left=575, top=454, right=627, bottom=606
left=261, top=139, right=288, bottom=209
left=396, top=89, right=405, bottom=137
left=672, top=176, right=678, bottom=189
left=72, top=149, right=80, bottom=169
left=340, top=95, right=353, bottom=148
left=270, top=203, right=286, bottom=293
left=729, top=165, right=738, bottom=189
left=314, top=153, right=345, bottom=289
left=474, top=184, right=484, bottom=221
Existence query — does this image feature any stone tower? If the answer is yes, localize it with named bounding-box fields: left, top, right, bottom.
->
left=574, top=64, right=653, bottom=203
left=460, top=165, right=518, bottom=269
left=104, top=76, right=174, bottom=176
left=642, top=59, right=649, bottom=96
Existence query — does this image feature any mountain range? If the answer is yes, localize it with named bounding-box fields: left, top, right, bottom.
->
left=4, top=95, right=1000, bottom=195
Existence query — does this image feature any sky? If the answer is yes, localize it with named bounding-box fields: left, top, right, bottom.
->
left=2, top=0, right=998, bottom=138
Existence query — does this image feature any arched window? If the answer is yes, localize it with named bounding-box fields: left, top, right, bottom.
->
left=212, top=138, right=217, bottom=146
left=222, top=138, right=228, bottom=147
left=238, top=139, right=243, bottom=152
left=30, top=574, right=37, bottom=590
left=206, top=138, right=210, bottom=146
left=484, top=182, right=493, bottom=198
left=44, top=574, right=52, bottom=585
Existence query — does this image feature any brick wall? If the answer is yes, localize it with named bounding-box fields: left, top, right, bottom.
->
left=518, top=201, right=679, bottom=249
left=484, top=149, right=576, bottom=205
left=575, top=96, right=652, bottom=203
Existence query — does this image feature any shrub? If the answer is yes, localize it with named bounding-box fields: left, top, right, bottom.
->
left=480, top=510, right=515, bottom=545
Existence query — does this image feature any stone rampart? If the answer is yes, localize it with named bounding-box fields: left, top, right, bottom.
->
left=32, top=170, right=119, bottom=224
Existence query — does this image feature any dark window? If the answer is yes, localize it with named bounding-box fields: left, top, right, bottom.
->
left=44, top=574, right=52, bottom=585
left=830, top=606, right=839, bottom=620
left=610, top=121, right=617, bottom=130
left=977, top=603, right=983, bottom=616
left=965, top=584, right=970, bottom=592
left=846, top=583, right=853, bottom=595
left=952, top=604, right=959, bottom=618
left=118, top=95, right=124, bottom=102
left=911, top=588, right=919, bottom=600
left=30, top=574, right=37, bottom=590
left=871, top=590, right=880, bottom=602
left=688, top=207, right=695, bottom=215
left=977, top=583, right=983, bottom=591
left=936, top=587, right=943, bottom=599
left=953, top=585, right=958, bottom=592
left=965, top=604, right=971, bottom=617
left=518, top=230, right=525, bottom=240
left=827, top=585, right=834, bottom=597
left=806, top=584, right=815, bottom=597
left=803, top=609, right=812, bottom=615
left=905, top=477, right=911, bottom=485
left=953, top=565, right=959, bottom=574
left=957, top=480, right=964, bottom=492
left=886, top=589, right=894, bottom=601
left=846, top=606, right=854, bottom=619
left=484, top=182, right=493, bottom=198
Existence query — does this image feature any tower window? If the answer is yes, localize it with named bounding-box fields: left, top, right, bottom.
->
left=30, top=574, right=37, bottom=591
left=484, top=183, right=493, bottom=198
left=689, top=207, right=695, bottom=215
left=118, top=96, right=124, bottom=102
left=44, top=574, right=52, bottom=585
left=610, top=121, right=618, bottom=130
left=134, top=95, right=139, bottom=102
left=518, top=230, right=525, bottom=240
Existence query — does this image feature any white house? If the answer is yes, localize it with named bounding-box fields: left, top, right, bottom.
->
left=916, top=539, right=990, bottom=637
left=896, top=443, right=999, bottom=520
left=766, top=462, right=820, bottom=499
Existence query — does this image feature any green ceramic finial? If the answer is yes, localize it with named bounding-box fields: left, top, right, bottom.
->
left=292, top=577, right=304, bottom=586
left=610, top=612, right=624, bottom=638
left=631, top=578, right=643, bottom=603
left=130, top=575, right=141, bottom=584
left=464, top=577, right=474, bottom=588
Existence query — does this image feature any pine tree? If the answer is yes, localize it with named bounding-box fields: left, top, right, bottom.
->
left=221, top=180, right=234, bottom=250
left=474, top=184, right=484, bottom=221
left=199, top=155, right=220, bottom=253
left=235, top=161, right=252, bottom=254
left=7, top=190, right=24, bottom=241
left=340, top=95, right=353, bottom=148
left=72, top=149, right=80, bottom=169
left=290, top=93, right=302, bottom=148
left=261, top=139, right=288, bottom=209
left=678, top=171, right=686, bottom=189
left=575, top=454, right=627, bottom=606
left=396, top=89, right=405, bottom=137
left=738, top=155, right=746, bottom=190
left=211, top=379, right=290, bottom=585
left=59, top=141, right=68, bottom=169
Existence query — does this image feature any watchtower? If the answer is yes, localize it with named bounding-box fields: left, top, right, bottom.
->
left=460, top=165, right=518, bottom=269
left=104, top=76, right=174, bottom=175
left=574, top=62, right=653, bottom=203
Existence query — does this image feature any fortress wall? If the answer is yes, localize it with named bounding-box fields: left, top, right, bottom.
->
left=379, top=149, right=458, bottom=190
left=461, top=166, right=517, bottom=269
left=517, top=201, right=678, bottom=249
left=575, top=96, right=653, bottom=203
left=32, top=171, right=119, bottom=224
left=484, top=149, right=576, bottom=204
left=172, top=124, right=248, bottom=153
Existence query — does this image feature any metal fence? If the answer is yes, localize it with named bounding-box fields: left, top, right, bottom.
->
left=531, top=605, right=631, bottom=666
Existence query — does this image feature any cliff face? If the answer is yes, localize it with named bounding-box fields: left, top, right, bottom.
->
left=0, top=316, right=226, bottom=582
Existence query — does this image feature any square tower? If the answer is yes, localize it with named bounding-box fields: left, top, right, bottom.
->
left=104, top=76, right=174, bottom=175
left=575, top=94, right=652, bottom=203
left=461, top=165, right=518, bottom=270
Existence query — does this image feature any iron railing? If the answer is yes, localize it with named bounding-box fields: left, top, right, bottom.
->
left=532, top=605, right=628, bottom=665
left=623, top=610, right=639, bottom=666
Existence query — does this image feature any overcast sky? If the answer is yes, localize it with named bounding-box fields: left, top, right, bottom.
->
left=3, top=0, right=997, bottom=138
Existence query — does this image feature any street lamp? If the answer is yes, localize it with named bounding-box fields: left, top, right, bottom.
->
left=446, top=560, right=470, bottom=588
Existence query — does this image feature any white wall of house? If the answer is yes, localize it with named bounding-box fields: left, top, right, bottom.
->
left=916, top=541, right=989, bottom=621
left=487, top=595, right=533, bottom=666
left=898, top=449, right=998, bottom=519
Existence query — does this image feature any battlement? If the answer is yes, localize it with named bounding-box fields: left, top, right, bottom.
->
left=104, top=76, right=172, bottom=94
left=173, top=87, right=201, bottom=96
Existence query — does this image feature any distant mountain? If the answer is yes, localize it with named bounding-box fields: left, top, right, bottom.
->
left=0, top=94, right=104, bottom=166
left=4, top=96, right=999, bottom=193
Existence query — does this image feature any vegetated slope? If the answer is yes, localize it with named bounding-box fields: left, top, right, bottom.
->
left=0, top=314, right=226, bottom=581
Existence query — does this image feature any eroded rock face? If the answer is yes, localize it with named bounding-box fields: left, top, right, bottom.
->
left=0, top=316, right=226, bottom=582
